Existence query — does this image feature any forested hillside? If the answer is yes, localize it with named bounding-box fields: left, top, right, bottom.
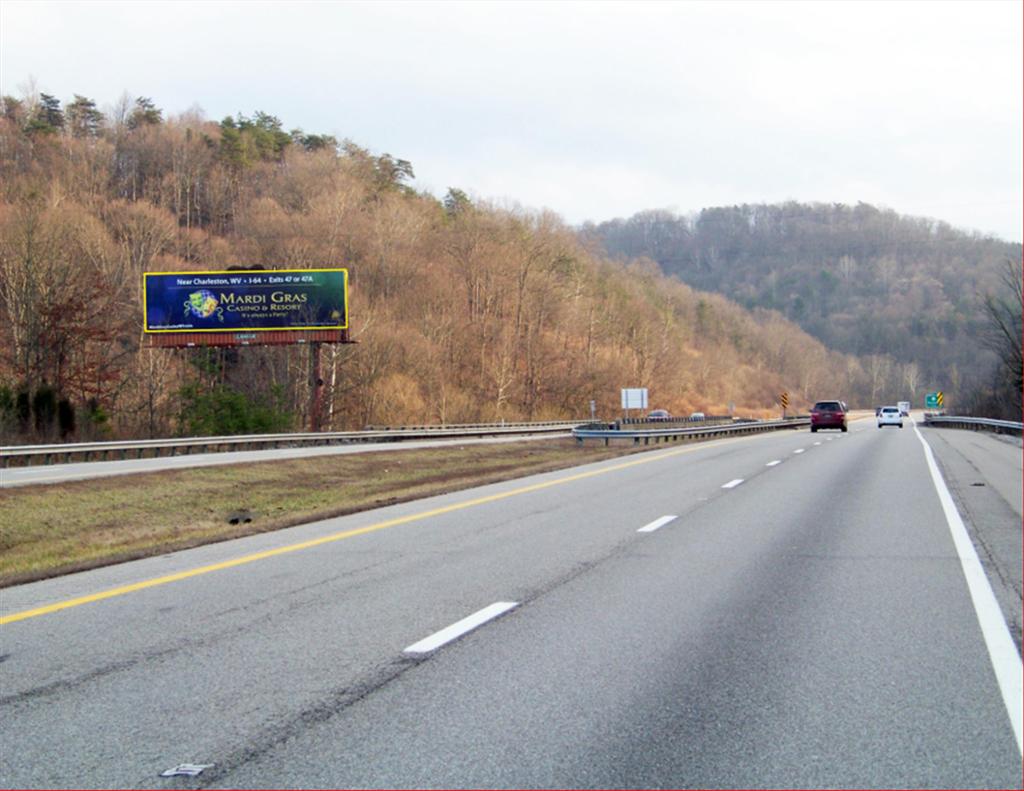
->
left=0, top=92, right=963, bottom=442
left=586, top=204, right=1021, bottom=411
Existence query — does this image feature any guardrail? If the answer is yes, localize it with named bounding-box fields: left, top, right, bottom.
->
left=618, top=414, right=732, bottom=426
left=572, top=417, right=810, bottom=446
left=922, top=414, right=1023, bottom=435
left=364, top=420, right=579, bottom=431
left=0, top=421, right=583, bottom=468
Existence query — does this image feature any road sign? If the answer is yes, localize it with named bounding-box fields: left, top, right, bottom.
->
left=780, top=392, right=789, bottom=409
left=621, top=388, right=648, bottom=410
left=925, top=391, right=944, bottom=409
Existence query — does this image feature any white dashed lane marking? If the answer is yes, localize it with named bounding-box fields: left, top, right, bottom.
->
left=638, top=515, right=678, bottom=533
left=404, top=602, right=519, bottom=655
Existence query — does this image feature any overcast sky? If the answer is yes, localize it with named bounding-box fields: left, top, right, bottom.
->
left=2, top=0, right=1021, bottom=242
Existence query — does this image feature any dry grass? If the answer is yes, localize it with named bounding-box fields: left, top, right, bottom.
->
left=0, top=439, right=649, bottom=586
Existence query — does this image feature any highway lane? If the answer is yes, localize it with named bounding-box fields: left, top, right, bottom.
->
left=1, top=420, right=1020, bottom=788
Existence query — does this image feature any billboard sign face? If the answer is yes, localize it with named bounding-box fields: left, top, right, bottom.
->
left=143, top=269, right=348, bottom=333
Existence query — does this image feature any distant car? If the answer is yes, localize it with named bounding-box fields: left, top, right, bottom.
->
left=897, top=400, right=911, bottom=417
left=875, top=406, right=883, bottom=417
left=648, top=409, right=670, bottom=421
left=810, top=400, right=848, bottom=432
left=689, top=412, right=705, bottom=421
left=878, top=406, right=903, bottom=428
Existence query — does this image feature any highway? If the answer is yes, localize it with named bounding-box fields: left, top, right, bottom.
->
left=1, top=418, right=1021, bottom=788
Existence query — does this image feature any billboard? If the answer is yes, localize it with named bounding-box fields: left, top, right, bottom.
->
left=143, top=269, right=348, bottom=333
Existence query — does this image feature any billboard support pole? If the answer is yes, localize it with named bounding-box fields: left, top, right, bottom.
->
left=309, top=342, right=323, bottom=433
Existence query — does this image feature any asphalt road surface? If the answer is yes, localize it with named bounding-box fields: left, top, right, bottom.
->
left=1, top=418, right=1020, bottom=788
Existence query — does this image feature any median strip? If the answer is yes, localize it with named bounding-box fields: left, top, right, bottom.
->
left=1, top=437, right=751, bottom=625
left=5, top=441, right=641, bottom=586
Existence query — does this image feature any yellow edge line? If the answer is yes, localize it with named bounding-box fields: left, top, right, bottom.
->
left=1, top=438, right=741, bottom=625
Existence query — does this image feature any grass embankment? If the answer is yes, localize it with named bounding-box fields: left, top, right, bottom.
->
left=0, top=439, right=648, bottom=587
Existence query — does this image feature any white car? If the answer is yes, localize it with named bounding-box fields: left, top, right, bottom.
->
left=877, top=406, right=903, bottom=428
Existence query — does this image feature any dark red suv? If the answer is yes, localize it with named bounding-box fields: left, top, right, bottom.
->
left=810, top=400, right=848, bottom=432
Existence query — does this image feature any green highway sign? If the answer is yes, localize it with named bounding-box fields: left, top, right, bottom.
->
left=925, top=391, right=944, bottom=409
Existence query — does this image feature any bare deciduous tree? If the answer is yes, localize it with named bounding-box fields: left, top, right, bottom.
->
left=981, top=260, right=1023, bottom=417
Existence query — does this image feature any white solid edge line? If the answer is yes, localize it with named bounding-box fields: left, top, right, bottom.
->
left=403, top=601, right=519, bottom=655
left=638, top=515, right=678, bottom=533
left=913, top=424, right=1023, bottom=756
left=721, top=479, right=744, bottom=489
left=766, top=460, right=782, bottom=467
